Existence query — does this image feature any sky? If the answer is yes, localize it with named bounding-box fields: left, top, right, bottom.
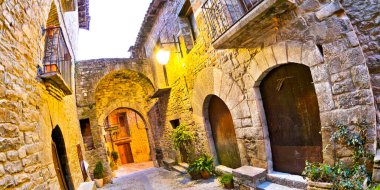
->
left=78, top=0, right=151, bottom=60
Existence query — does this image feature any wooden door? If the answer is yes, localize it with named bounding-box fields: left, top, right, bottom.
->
left=52, top=142, right=68, bottom=190
left=260, top=63, right=322, bottom=175
left=208, top=95, right=242, bottom=169
left=118, top=143, right=134, bottom=164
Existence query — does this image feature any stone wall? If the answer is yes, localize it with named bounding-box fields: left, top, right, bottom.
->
left=0, top=0, right=85, bottom=189
left=340, top=0, right=380, bottom=141
left=135, top=0, right=378, bottom=171
left=76, top=58, right=157, bottom=182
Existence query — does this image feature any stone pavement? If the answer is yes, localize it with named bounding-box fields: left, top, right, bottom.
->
left=114, top=162, right=155, bottom=177
left=100, top=167, right=224, bottom=190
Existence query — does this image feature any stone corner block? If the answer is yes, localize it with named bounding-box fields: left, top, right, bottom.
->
left=78, top=181, right=97, bottom=190
left=233, top=166, right=267, bottom=188
left=315, top=1, right=343, bottom=21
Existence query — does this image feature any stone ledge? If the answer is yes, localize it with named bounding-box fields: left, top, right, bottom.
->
left=40, top=72, right=72, bottom=97
left=216, top=165, right=233, bottom=174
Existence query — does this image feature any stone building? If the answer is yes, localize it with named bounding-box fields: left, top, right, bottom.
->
left=0, top=0, right=90, bottom=189
left=128, top=0, right=378, bottom=188
left=2, top=0, right=380, bottom=189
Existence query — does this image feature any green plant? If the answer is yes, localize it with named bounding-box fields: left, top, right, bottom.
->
left=111, top=151, right=119, bottom=162
left=93, top=161, right=104, bottom=179
left=170, top=124, right=194, bottom=150
left=303, top=121, right=374, bottom=190
left=188, top=154, right=215, bottom=175
left=219, top=173, right=233, bottom=185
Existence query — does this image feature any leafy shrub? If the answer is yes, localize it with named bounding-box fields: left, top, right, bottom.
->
left=303, top=121, right=374, bottom=190
left=170, top=124, right=193, bottom=150
left=219, top=173, right=233, bottom=185
left=111, top=151, right=119, bottom=162
left=188, top=154, right=215, bottom=175
left=93, top=161, right=104, bottom=179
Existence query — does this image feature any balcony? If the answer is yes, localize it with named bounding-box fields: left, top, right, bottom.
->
left=40, top=27, right=73, bottom=97
left=202, top=0, right=296, bottom=49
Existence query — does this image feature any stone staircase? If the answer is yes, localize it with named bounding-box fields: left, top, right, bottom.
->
left=171, top=162, right=189, bottom=174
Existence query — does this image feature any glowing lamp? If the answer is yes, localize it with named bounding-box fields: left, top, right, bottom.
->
left=156, top=49, right=170, bottom=65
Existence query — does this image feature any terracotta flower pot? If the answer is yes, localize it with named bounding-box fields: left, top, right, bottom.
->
left=94, top=178, right=104, bottom=188
left=200, top=171, right=211, bottom=179
left=189, top=171, right=202, bottom=180
left=223, top=181, right=234, bottom=189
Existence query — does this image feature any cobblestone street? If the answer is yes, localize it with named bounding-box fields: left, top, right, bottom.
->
left=100, top=168, right=223, bottom=190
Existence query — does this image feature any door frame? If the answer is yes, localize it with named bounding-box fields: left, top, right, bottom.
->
left=52, top=142, right=69, bottom=190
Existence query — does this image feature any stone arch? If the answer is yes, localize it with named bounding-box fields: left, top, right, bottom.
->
left=94, top=70, right=156, bottom=162
left=192, top=67, right=250, bottom=166
left=97, top=101, right=156, bottom=163
left=247, top=40, right=376, bottom=172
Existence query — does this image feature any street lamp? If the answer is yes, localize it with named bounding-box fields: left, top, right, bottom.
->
left=156, top=49, right=170, bottom=65
left=155, top=35, right=182, bottom=87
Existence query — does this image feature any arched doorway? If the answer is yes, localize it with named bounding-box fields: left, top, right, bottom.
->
left=260, top=63, right=322, bottom=175
left=52, top=126, right=74, bottom=190
left=104, top=108, right=151, bottom=165
left=207, top=95, right=241, bottom=169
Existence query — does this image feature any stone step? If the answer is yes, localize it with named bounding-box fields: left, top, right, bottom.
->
left=178, top=162, right=189, bottom=169
left=266, top=172, right=307, bottom=189
left=257, top=181, right=302, bottom=190
left=172, top=165, right=187, bottom=174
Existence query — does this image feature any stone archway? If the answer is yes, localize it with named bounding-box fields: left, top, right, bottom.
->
left=98, top=101, right=156, bottom=163
left=247, top=40, right=377, bottom=172
left=192, top=67, right=250, bottom=166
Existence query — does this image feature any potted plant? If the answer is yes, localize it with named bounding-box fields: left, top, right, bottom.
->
left=188, top=155, right=215, bottom=180
left=303, top=122, right=374, bottom=190
left=111, top=151, right=119, bottom=170
left=219, top=173, right=234, bottom=189
left=93, top=161, right=105, bottom=188
left=170, top=124, right=194, bottom=162
left=303, top=161, right=333, bottom=189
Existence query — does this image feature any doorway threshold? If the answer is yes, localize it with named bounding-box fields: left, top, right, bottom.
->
left=267, top=171, right=307, bottom=189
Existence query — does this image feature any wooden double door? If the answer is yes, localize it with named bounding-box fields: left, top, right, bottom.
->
left=118, top=143, right=134, bottom=164
left=260, top=63, right=323, bottom=175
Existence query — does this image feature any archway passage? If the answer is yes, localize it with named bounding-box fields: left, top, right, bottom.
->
left=260, top=63, right=322, bottom=175
left=208, top=95, right=241, bottom=169
left=52, top=126, right=74, bottom=190
left=104, top=108, right=151, bottom=166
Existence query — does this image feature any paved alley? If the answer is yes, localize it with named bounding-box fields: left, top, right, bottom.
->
left=100, top=167, right=223, bottom=190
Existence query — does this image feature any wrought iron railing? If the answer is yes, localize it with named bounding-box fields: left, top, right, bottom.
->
left=202, top=0, right=264, bottom=42
left=43, top=27, right=72, bottom=87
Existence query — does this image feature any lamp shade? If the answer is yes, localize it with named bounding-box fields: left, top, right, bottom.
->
left=156, top=49, right=170, bottom=65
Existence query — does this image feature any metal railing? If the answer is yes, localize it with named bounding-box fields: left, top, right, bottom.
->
left=202, top=0, right=264, bottom=42
left=43, top=27, right=72, bottom=87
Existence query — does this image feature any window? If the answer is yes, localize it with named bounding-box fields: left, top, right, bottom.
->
left=179, top=0, right=199, bottom=51
left=79, top=119, right=95, bottom=150
left=170, top=119, right=180, bottom=129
